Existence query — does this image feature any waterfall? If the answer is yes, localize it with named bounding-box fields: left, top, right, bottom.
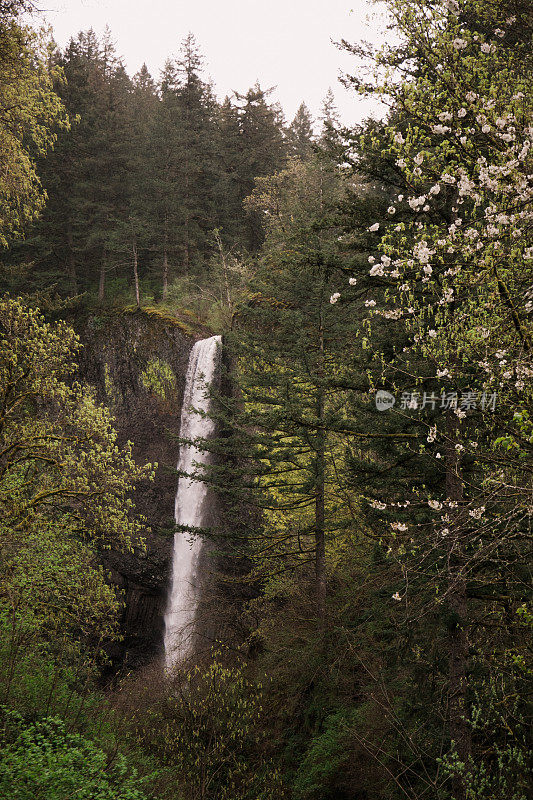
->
left=163, top=335, right=221, bottom=671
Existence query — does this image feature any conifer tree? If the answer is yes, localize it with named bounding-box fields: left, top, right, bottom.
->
left=174, top=33, right=223, bottom=272
left=233, top=84, right=288, bottom=249
left=21, top=30, right=132, bottom=299
left=125, top=63, right=159, bottom=305
left=287, top=101, right=314, bottom=159
left=203, top=157, right=358, bottom=620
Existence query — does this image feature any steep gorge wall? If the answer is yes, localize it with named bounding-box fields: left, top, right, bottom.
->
left=74, top=308, right=208, bottom=669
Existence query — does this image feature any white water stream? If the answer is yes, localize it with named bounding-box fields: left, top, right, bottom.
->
left=163, top=335, right=221, bottom=671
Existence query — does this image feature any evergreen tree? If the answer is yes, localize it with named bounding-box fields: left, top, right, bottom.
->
left=19, top=30, right=132, bottom=299
left=287, top=101, right=314, bottom=159
left=204, top=157, right=358, bottom=619
left=150, top=36, right=223, bottom=297
left=123, top=63, right=159, bottom=306
left=233, top=84, right=288, bottom=249
left=174, top=33, right=224, bottom=272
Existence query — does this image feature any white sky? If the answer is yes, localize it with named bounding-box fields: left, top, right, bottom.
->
left=37, top=0, right=388, bottom=127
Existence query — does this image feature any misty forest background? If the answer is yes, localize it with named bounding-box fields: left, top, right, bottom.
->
left=0, top=1, right=532, bottom=800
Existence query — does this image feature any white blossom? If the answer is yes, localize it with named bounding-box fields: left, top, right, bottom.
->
left=349, top=277, right=357, bottom=286
left=469, top=506, right=485, bottom=519
left=392, top=592, right=402, bottom=601
left=330, top=292, right=340, bottom=304
left=413, top=240, right=434, bottom=264
left=440, top=288, right=454, bottom=304
left=369, top=223, right=380, bottom=232
left=452, top=38, right=468, bottom=50
left=408, top=195, right=427, bottom=211
left=428, top=499, right=443, bottom=511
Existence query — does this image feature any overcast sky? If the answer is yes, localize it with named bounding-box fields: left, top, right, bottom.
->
left=37, top=0, right=388, bottom=127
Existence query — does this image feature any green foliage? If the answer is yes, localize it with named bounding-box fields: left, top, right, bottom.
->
left=0, top=295, right=153, bottom=548
left=0, top=515, right=118, bottom=681
left=0, top=7, right=68, bottom=247
left=291, top=711, right=353, bottom=800
left=141, top=358, right=176, bottom=401
left=0, top=706, right=153, bottom=800
left=4, top=29, right=291, bottom=302
left=1, top=1, right=532, bottom=799
left=0, top=296, right=162, bottom=797
left=134, top=655, right=285, bottom=800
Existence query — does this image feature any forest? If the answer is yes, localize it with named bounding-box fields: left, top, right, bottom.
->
left=0, top=0, right=531, bottom=799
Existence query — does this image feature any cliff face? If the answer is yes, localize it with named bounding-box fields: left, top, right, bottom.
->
left=75, top=308, right=207, bottom=669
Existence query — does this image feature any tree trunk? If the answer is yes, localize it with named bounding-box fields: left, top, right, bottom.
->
left=445, top=411, right=471, bottom=800
left=66, top=225, right=78, bottom=296
left=132, top=238, right=140, bottom=307
left=162, top=220, right=169, bottom=301
left=162, top=248, right=169, bottom=301
left=98, top=259, right=106, bottom=303
left=315, top=315, right=326, bottom=621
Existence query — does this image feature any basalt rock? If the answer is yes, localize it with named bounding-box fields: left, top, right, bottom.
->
left=74, top=307, right=208, bottom=670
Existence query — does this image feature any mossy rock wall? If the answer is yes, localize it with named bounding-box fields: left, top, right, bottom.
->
left=74, top=308, right=206, bottom=668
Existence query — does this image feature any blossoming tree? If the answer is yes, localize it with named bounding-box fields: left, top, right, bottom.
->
left=334, top=1, right=532, bottom=797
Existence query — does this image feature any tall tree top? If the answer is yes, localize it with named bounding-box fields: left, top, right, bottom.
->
left=288, top=101, right=315, bottom=159
left=320, top=88, right=340, bottom=130
left=177, top=32, right=205, bottom=84
left=133, top=63, right=156, bottom=94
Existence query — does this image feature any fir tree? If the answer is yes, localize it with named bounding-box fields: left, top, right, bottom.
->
left=287, top=101, right=314, bottom=159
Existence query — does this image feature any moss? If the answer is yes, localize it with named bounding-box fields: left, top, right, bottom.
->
left=121, top=305, right=210, bottom=338
left=103, top=363, right=118, bottom=405
left=140, top=358, right=176, bottom=401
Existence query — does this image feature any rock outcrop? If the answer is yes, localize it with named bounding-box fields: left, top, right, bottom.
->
left=74, top=307, right=208, bottom=669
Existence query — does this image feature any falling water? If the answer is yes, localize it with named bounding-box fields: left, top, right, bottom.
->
left=163, top=335, right=222, bottom=671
